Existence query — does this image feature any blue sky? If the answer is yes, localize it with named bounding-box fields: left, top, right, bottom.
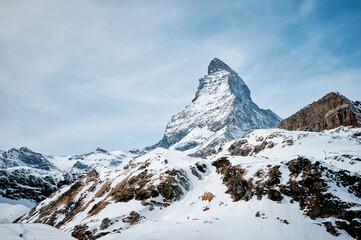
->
left=1, top=0, right=360, bottom=155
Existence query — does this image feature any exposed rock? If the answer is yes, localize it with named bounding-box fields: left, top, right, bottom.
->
left=212, top=158, right=253, bottom=201
left=278, top=92, right=361, bottom=131
left=202, top=206, right=210, bottom=211
left=71, top=224, right=95, bottom=240
left=211, top=157, right=231, bottom=174
left=100, top=218, right=111, bottom=230
left=323, top=221, right=340, bottom=237
left=201, top=192, right=215, bottom=202
left=157, top=169, right=189, bottom=201
left=268, top=189, right=283, bottom=202
left=122, top=211, right=141, bottom=225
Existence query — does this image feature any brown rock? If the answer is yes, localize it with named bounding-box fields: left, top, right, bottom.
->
left=278, top=92, right=361, bottom=132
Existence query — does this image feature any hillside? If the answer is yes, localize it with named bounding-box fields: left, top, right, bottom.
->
left=17, top=127, right=361, bottom=239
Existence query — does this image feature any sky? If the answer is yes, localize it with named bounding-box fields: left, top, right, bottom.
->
left=1, top=0, right=360, bottom=155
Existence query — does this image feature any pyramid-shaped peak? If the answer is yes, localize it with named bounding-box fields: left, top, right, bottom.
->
left=208, top=58, right=234, bottom=75
left=149, top=58, right=281, bottom=154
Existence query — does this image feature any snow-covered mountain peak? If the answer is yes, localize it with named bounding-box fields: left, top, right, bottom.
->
left=153, top=58, right=280, bottom=155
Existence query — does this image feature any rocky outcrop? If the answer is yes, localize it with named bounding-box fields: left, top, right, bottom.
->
left=278, top=92, right=361, bottom=132
left=212, top=156, right=361, bottom=239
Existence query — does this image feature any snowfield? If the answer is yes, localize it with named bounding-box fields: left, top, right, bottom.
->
left=17, top=127, right=361, bottom=240
left=0, top=224, right=75, bottom=240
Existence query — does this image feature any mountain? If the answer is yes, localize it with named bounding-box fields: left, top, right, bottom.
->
left=0, top=147, right=135, bottom=203
left=0, top=147, right=58, bottom=171
left=278, top=92, right=361, bottom=131
left=152, top=58, right=281, bottom=156
left=16, top=127, right=361, bottom=240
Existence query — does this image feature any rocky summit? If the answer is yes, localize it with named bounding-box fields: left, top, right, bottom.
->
left=152, top=58, right=281, bottom=156
left=278, top=92, right=361, bottom=132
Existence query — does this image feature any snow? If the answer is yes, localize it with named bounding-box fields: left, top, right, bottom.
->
left=47, top=149, right=135, bottom=171
left=102, top=198, right=351, bottom=240
left=0, top=197, right=73, bottom=240
left=0, top=224, right=75, bottom=240
left=0, top=202, right=30, bottom=224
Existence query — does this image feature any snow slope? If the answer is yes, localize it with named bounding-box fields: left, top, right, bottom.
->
left=18, top=127, right=361, bottom=239
left=0, top=202, right=30, bottom=224
left=0, top=224, right=75, bottom=240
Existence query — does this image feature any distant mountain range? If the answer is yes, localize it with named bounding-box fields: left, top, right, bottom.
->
left=0, top=147, right=135, bottom=203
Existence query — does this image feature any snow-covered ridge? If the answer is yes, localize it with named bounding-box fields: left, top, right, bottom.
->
left=0, top=147, right=136, bottom=203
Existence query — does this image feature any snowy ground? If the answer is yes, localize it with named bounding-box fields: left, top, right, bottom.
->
left=0, top=224, right=75, bottom=240
left=102, top=198, right=352, bottom=240
left=0, top=196, right=33, bottom=224
left=0, top=197, right=75, bottom=239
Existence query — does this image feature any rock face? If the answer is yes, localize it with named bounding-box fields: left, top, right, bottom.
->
left=278, top=92, right=361, bottom=132
left=152, top=58, right=281, bottom=155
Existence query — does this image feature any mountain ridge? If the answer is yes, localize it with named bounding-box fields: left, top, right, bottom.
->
left=278, top=92, right=361, bottom=132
